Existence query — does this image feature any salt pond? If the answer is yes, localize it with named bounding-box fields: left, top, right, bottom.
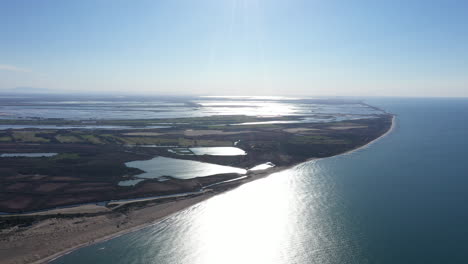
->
left=117, top=179, right=145, bottom=187
left=125, top=157, right=247, bottom=180
left=190, top=147, right=246, bottom=156
left=248, top=162, right=276, bottom=171
left=0, top=96, right=385, bottom=123
left=168, top=147, right=247, bottom=156
left=168, top=148, right=194, bottom=155
left=0, top=125, right=169, bottom=130
left=0, top=153, right=58, bottom=157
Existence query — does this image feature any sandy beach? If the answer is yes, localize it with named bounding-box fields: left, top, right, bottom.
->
left=1, top=194, right=214, bottom=264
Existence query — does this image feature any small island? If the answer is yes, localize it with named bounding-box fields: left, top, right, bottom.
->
left=0, top=109, right=393, bottom=264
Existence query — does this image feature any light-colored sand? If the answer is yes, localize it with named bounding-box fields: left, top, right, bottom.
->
left=107, top=190, right=208, bottom=208
left=0, top=194, right=214, bottom=264
left=4, top=204, right=111, bottom=217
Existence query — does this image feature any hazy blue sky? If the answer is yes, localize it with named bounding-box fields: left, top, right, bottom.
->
left=1, top=0, right=467, bottom=97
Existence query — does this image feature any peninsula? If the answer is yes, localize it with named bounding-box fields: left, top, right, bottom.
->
left=0, top=109, right=393, bottom=264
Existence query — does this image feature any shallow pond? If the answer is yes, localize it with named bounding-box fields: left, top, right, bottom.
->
left=0, top=153, right=58, bottom=157
left=117, top=179, right=145, bottom=187
left=168, top=148, right=194, bottom=155
left=125, top=157, right=246, bottom=180
left=189, top=147, right=246, bottom=156
left=248, top=162, right=276, bottom=171
left=0, top=125, right=169, bottom=130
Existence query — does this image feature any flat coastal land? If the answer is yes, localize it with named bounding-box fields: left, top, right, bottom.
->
left=0, top=113, right=394, bottom=264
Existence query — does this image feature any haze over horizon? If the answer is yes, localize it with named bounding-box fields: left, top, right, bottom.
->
left=1, top=0, right=468, bottom=97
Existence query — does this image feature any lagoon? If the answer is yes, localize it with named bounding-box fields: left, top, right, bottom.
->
left=189, top=147, right=246, bottom=156
left=248, top=162, right=275, bottom=171
left=0, top=153, right=57, bottom=157
left=125, top=156, right=246, bottom=180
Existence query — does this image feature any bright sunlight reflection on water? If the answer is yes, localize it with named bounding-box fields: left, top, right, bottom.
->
left=191, top=172, right=295, bottom=263
left=54, top=159, right=365, bottom=264
left=170, top=161, right=346, bottom=264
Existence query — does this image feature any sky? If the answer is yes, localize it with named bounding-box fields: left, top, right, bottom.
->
left=1, top=0, right=468, bottom=97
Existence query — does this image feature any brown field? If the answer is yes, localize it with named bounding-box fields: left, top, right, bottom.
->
left=34, top=183, right=69, bottom=192
left=5, top=183, right=31, bottom=191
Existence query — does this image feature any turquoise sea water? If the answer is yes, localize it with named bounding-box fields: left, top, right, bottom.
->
left=53, top=98, right=468, bottom=264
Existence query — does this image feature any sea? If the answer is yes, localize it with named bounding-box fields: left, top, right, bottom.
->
left=49, top=97, right=468, bottom=264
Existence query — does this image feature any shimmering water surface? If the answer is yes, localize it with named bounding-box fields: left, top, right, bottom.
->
left=248, top=162, right=276, bottom=171
left=125, top=157, right=246, bottom=180
left=0, top=153, right=57, bottom=157
left=54, top=98, right=468, bottom=264
left=168, top=147, right=246, bottom=156
left=0, top=96, right=383, bottom=121
left=189, top=147, right=246, bottom=156
left=0, top=125, right=169, bottom=130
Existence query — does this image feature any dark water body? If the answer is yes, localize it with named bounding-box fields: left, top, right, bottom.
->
left=53, top=98, right=468, bottom=264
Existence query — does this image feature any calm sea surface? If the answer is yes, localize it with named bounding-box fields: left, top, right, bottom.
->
left=53, top=98, right=468, bottom=264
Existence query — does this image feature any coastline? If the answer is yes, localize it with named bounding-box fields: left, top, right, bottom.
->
left=32, top=167, right=293, bottom=264
left=34, top=195, right=216, bottom=264
left=1, top=116, right=395, bottom=264
left=343, top=114, right=396, bottom=156
left=298, top=114, right=396, bottom=165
